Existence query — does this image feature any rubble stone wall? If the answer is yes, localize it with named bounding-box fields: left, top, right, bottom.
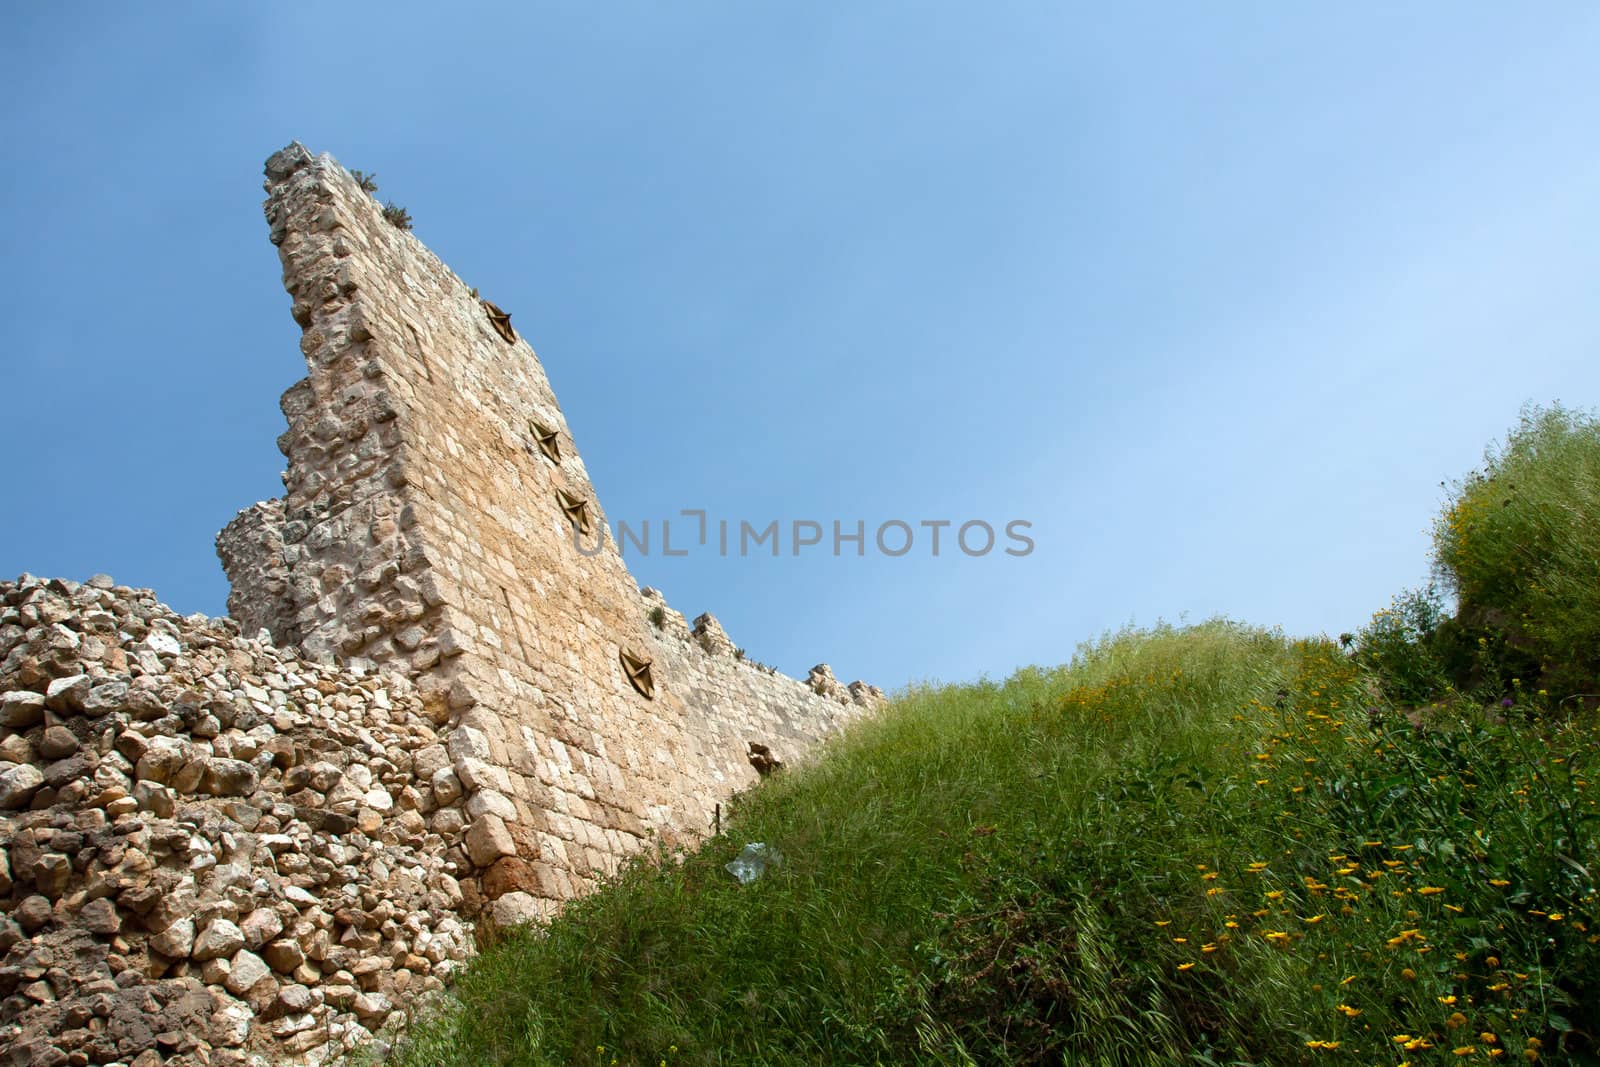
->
left=219, top=144, right=881, bottom=917
left=0, top=575, right=474, bottom=1066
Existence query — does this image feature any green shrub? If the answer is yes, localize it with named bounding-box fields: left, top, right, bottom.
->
left=382, top=201, right=413, bottom=230
left=1432, top=403, right=1600, bottom=700
left=1352, top=584, right=1450, bottom=705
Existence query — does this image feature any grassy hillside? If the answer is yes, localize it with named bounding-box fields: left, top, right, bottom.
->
left=387, top=407, right=1600, bottom=1066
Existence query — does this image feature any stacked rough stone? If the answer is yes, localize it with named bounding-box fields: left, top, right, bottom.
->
left=218, top=142, right=884, bottom=920
left=0, top=574, right=474, bottom=1066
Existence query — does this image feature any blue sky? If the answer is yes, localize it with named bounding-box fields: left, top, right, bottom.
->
left=2, top=4, right=1597, bottom=689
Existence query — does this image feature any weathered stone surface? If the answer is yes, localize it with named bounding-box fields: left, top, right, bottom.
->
left=239, top=907, right=283, bottom=949
left=192, top=919, right=245, bottom=961
left=0, top=763, right=44, bottom=808
left=78, top=898, right=121, bottom=936
left=224, top=948, right=273, bottom=996
left=44, top=673, right=91, bottom=713
left=81, top=680, right=128, bottom=717
left=465, top=813, right=516, bottom=867
left=14, top=894, right=52, bottom=931
left=490, top=891, right=545, bottom=927
left=263, top=937, right=305, bottom=974
left=150, top=918, right=196, bottom=959
left=199, top=757, right=258, bottom=797
left=134, top=737, right=188, bottom=784
left=212, top=1000, right=252, bottom=1047
left=0, top=690, right=45, bottom=728
left=691, top=612, right=737, bottom=656
left=36, top=726, right=78, bottom=760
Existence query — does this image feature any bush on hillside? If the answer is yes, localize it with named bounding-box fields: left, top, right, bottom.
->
left=1352, top=584, right=1451, bottom=705
left=1432, top=403, right=1600, bottom=702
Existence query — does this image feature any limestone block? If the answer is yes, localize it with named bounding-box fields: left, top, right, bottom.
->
left=490, top=891, right=544, bottom=928
left=464, top=814, right=516, bottom=867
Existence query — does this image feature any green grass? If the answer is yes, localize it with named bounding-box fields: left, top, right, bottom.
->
left=380, top=405, right=1600, bottom=1065
left=385, top=622, right=1600, bottom=1066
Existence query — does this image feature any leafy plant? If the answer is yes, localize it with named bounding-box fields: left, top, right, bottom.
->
left=1432, top=403, right=1600, bottom=700
left=648, top=605, right=667, bottom=630
left=383, top=201, right=413, bottom=230
left=1352, top=584, right=1451, bottom=705
left=350, top=168, right=379, bottom=195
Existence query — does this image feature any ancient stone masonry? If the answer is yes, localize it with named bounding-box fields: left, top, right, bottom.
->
left=0, top=144, right=885, bottom=1066
left=0, top=575, right=474, bottom=1066
left=0, top=577, right=876, bottom=1067
left=218, top=143, right=883, bottom=917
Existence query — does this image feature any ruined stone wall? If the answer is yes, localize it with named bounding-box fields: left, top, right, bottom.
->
left=215, top=500, right=294, bottom=647
left=220, top=143, right=880, bottom=919
left=0, top=574, right=475, bottom=1067
left=0, top=573, right=876, bottom=1067
left=637, top=588, right=872, bottom=791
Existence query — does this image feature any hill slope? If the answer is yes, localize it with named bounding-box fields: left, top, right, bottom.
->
left=387, top=621, right=1599, bottom=1065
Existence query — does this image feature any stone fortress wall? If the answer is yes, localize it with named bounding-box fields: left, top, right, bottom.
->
left=217, top=142, right=881, bottom=919
left=0, top=144, right=884, bottom=1065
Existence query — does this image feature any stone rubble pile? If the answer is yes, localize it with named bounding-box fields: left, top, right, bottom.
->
left=0, top=574, right=477, bottom=1066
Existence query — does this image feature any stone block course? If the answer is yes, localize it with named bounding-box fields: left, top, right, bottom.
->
left=219, top=142, right=883, bottom=913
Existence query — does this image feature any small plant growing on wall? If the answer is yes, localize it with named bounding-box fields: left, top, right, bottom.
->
left=350, top=169, right=379, bottom=195
left=648, top=605, right=667, bottom=630
left=382, top=202, right=413, bottom=230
